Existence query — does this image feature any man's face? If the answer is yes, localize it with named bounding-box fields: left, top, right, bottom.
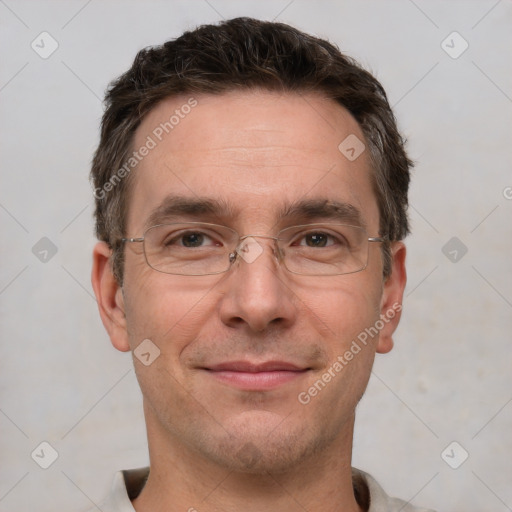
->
left=99, top=90, right=405, bottom=473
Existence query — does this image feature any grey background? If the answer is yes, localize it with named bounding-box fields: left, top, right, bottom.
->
left=1, top=1, right=511, bottom=510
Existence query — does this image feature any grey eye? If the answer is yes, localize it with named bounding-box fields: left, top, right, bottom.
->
left=304, top=233, right=329, bottom=247
left=181, top=233, right=205, bottom=247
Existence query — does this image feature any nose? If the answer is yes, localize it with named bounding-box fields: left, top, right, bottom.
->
left=218, top=236, right=297, bottom=333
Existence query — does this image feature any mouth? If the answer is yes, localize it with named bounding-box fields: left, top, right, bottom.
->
left=201, top=361, right=311, bottom=391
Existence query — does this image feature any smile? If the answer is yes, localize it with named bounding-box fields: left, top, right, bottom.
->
left=202, top=361, right=311, bottom=391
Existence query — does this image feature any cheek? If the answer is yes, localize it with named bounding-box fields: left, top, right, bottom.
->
left=122, top=272, right=223, bottom=361
left=293, top=276, right=382, bottom=347
left=122, top=277, right=219, bottom=418
left=296, top=283, right=382, bottom=418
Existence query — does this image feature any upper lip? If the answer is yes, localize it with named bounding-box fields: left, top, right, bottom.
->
left=204, top=361, right=308, bottom=372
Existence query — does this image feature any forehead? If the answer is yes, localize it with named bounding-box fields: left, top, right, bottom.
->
left=127, top=90, right=379, bottom=232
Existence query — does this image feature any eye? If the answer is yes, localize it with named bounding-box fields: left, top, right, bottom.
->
left=165, top=230, right=220, bottom=248
left=181, top=232, right=207, bottom=247
left=296, top=231, right=341, bottom=248
left=301, top=233, right=331, bottom=248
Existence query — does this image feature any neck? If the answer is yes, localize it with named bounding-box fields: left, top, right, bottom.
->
left=133, top=403, right=363, bottom=512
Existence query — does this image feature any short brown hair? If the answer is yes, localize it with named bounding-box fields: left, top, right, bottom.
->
left=91, top=17, right=412, bottom=283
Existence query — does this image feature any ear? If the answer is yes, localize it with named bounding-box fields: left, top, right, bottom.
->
left=376, top=242, right=407, bottom=354
left=91, top=242, right=130, bottom=352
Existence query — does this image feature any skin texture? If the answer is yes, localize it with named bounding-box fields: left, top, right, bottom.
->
left=92, top=90, right=407, bottom=512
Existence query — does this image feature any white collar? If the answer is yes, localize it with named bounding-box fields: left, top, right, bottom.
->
left=96, top=466, right=436, bottom=512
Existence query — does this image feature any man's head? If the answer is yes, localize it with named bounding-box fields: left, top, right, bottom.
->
left=91, top=18, right=410, bottom=476
left=91, top=17, right=411, bottom=285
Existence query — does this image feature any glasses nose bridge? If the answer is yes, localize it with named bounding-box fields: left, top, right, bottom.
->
left=233, top=233, right=283, bottom=265
left=239, top=233, right=279, bottom=243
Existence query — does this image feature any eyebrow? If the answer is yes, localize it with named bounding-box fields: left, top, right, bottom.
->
left=144, top=195, right=237, bottom=229
left=278, top=199, right=365, bottom=228
left=144, top=196, right=365, bottom=230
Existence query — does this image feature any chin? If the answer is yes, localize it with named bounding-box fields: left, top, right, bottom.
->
left=193, top=411, right=335, bottom=474
left=214, top=437, right=317, bottom=474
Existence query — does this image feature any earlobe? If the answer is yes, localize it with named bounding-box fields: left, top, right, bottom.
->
left=376, top=242, right=407, bottom=354
left=91, top=242, right=131, bottom=352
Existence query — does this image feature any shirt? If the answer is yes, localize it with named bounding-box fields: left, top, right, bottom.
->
left=90, top=467, right=437, bottom=512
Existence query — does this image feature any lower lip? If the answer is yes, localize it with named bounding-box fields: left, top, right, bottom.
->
left=205, top=370, right=307, bottom=390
